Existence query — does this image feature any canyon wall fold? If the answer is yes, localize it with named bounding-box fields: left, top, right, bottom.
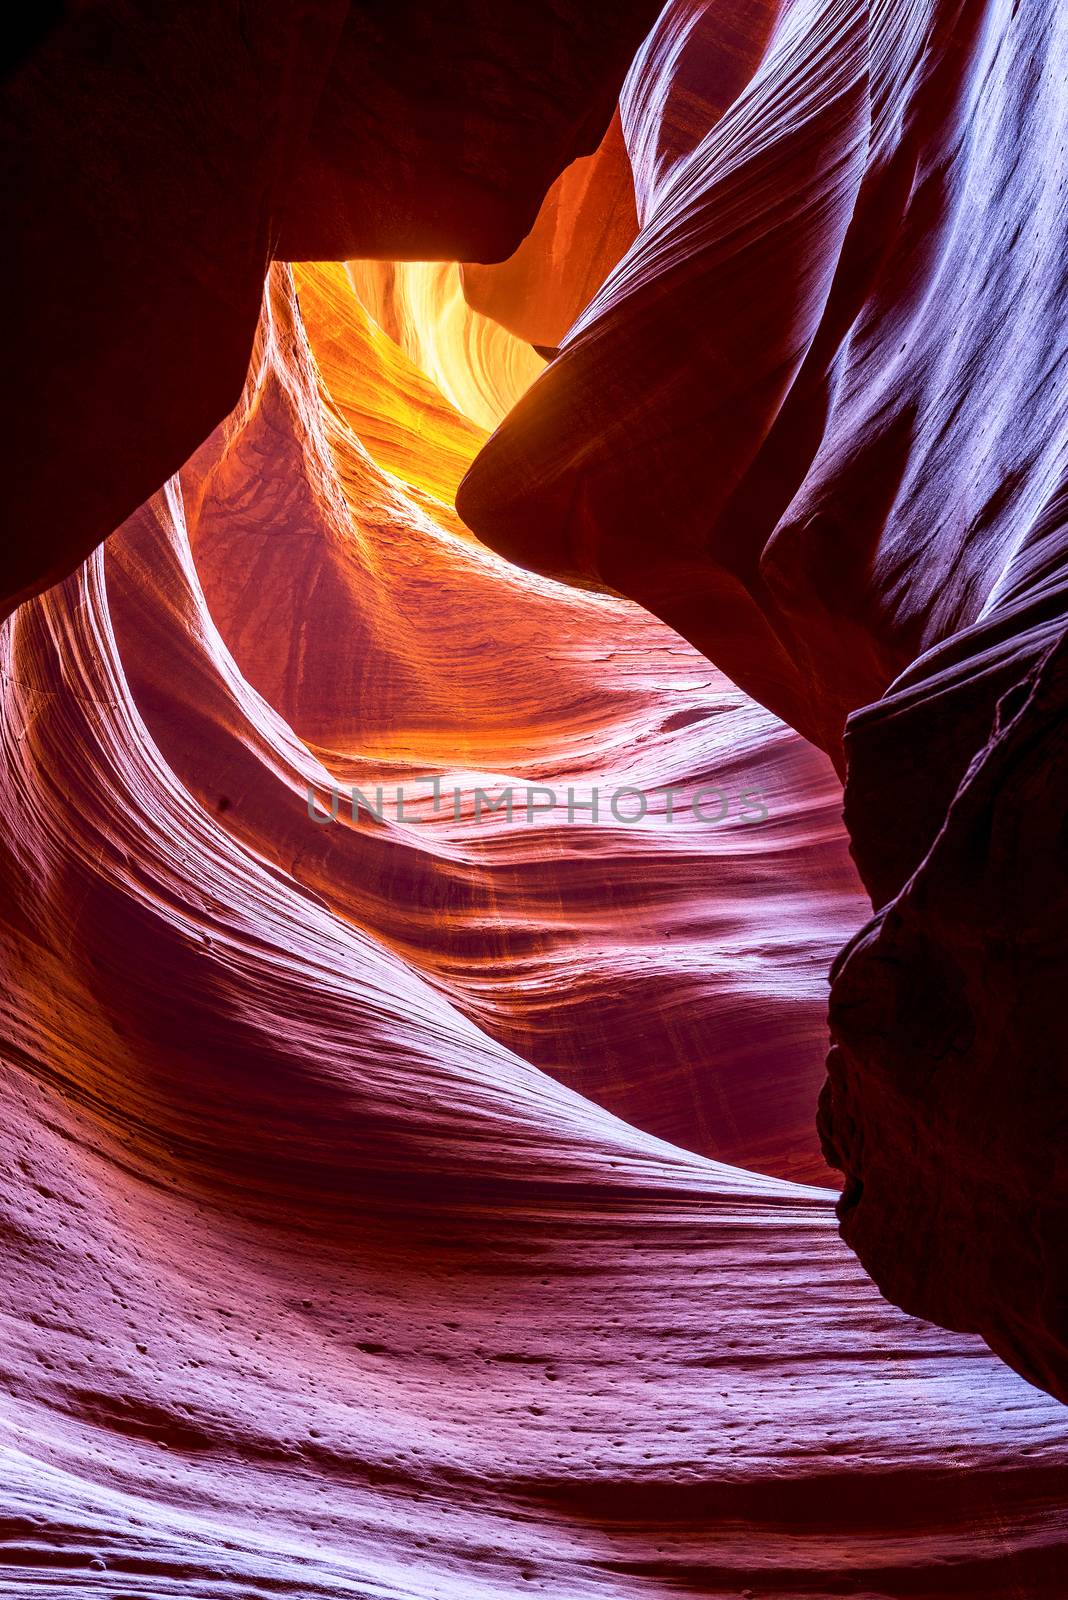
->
left=457, top=0, right=1068, bottom=1401
left=0, top=0, right=663, bottom=619
left=1, top=253, right=1066, bottom=1591
left=2, top=0, right=1067, bottom=1590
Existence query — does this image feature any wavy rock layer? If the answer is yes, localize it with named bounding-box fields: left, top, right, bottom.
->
left=460, top=111, right=639, bottom=354
left=3, top=257, right=1067, bottom=1594
left=142, top=257, right=863, bottom=1185
left=0, top=0, right=663, bottom=618
left=345, top=261, right=546, bottom=431
left=458, top=0, right=1068, bottom=1400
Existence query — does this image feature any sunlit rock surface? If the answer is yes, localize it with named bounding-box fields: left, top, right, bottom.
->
left=0, top=0, right=663, bottom=619
left=3, top=0, right=1068, bottom=1590
left=3, top=253, right=1067, bottom=1592
left=107, top=257, right=863, bottom=1186
left=459, top=0, right=1068, bottom=1403
left=460, top=112, right=639, bottom=355
left=345, top=262, right=546, bottom=431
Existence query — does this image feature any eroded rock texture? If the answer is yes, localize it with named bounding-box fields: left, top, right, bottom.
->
left=3, top=0, right=1068, bottom=1591
left=458, top=0, right=1068, bottom=1402
left=460, top=111, right=640, bottom=355
left=0, top=0, right=662, bottom=618
left=2, top=254, right=1067, bottom=1597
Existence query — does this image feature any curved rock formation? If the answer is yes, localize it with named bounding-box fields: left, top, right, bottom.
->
left=460, top=111, right=639, bottom=355
left=0, top=0, right=662, bottom=619
left=2, top=254, right=1067, bottom=1596
left=163, top=257, right=864, bottom=1184
left=346, top=261, right=546, bottom=430
left=458, top=0, right=1068, bottom=1401
left=4, top=0, right=1068, bottom=1589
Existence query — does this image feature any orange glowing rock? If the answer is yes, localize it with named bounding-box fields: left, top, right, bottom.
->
left=458, top=0, right=1068, bottom=1403
left=2, top=260, right=1065, bottom=1592
left=2, top=4, right=1068, bottom=1592
left=461, top=111, right=639, bottom=353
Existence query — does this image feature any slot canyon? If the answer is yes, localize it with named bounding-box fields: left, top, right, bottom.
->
left=1, top=1, right=1067, bottom=1595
